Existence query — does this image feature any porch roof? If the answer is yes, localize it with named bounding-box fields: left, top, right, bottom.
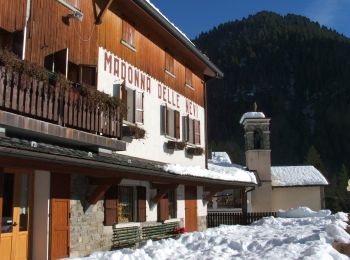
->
left=0, top=136, right=256, bottom=188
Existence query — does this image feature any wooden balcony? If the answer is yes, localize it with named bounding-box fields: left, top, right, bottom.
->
left=0, top=65, right=125, bottom=150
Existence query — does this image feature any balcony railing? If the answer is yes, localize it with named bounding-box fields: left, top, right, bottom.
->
left=0, top=66, right=122, bottom=138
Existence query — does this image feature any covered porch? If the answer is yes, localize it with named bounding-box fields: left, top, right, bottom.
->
left=0, top=136, right=256, bottom=259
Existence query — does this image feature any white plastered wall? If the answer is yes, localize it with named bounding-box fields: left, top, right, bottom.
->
left=98, top=48, right=206, bottom=168
left=272, top=186, right=323, bottom=211
left=197, top=186, right=207, bottom=217
left=32, top=170, right=50, bottom=260
left=250, top=181, right=273, bottom=212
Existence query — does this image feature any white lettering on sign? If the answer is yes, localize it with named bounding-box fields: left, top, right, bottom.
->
left=98, top=47, right=200, bottom=118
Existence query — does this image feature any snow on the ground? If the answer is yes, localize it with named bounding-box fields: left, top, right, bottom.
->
left=239, top=112, right=266, bottom=124
left=162, top=163, right=257, bottom=184
left=271, top=166, right=329, bottom=186
left=70, top=207, right=350, bottom=260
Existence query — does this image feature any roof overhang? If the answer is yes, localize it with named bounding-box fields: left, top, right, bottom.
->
left=0, top=144, right=254, bottom=188
left=133, top=0, right=223, bottom=79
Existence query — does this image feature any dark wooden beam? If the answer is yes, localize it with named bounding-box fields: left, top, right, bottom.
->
left=241, top=188, right=248, bottom=225
left=87, top=184, right=111, bottom=205
left=95, top=0, right=113, bottom=24
left=89, top=177, right=122, bottom=185
left=151, top=184, right=179, bottom=204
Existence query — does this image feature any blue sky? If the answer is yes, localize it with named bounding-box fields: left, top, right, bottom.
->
left=151, top=0, right=350, bottom=39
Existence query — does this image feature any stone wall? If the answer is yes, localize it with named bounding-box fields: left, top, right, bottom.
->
left=197, top=216, right=207, bottom=232
left=70, top=175, right=113, bottom=258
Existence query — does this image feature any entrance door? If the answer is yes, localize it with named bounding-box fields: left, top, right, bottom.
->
left=185, top=186, right=198, bottom=232
left=50, top=173, right=70, bottom=260
left=0, top=172, right=32, bottom=260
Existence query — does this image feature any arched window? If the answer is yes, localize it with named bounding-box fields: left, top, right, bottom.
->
left=253, top=130, right=263, bottom=149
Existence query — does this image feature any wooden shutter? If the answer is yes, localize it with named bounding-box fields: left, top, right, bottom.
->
left=158, top=193, right=169, bottom=222
left=175, top=111, right=180, bottom=139
left=137, top=186, right=146, bottom=222
left=104, top=186, right=118, bottom=226
left=135, top=92, right=144, bottom=123
left=184, top=115, right=189, bottom=142
left=161, top=104, right=168, bottom=135
left=121, top=85, right=127, bottom=105
left=194, top=120, right=201, bottom=145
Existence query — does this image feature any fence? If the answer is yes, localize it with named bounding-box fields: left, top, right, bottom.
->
left=0, top=66, right=122, bottom=138
left=207, top=211, right=277, bottom=228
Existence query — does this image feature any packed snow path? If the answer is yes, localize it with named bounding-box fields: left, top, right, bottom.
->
left=71, top=208, right=350, bottom=260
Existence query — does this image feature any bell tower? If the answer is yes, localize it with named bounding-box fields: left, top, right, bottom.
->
left=240, top=108, right=272, bottom=211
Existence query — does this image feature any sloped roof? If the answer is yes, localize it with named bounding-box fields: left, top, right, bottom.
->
left=271, top=166, right=328, bottom=187
left=204, top=152, right=257, bottom=184
left=0, top=137, right=254, bottom=187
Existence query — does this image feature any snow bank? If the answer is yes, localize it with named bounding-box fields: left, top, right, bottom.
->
left=71, top=208, right=350, bottom=260
left=239, top=112, right=266, bottom=124
left=277, top=207, right=331, bottom=218
left=162, top=163, right=257, bottom=184
left=271, top=166, right=329, bottom=187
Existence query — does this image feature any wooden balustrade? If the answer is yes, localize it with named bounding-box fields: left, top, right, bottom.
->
left=207, top=211, right=277, bottom=227
left=0, top=66, right=122, bottom=138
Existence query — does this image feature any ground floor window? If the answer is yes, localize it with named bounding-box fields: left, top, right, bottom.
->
left=208, top=189, right=242, bottom=209
left=105, top=185, right=147, bottom=225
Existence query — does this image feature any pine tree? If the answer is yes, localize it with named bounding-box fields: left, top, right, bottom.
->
left=304, top=145, right=326, bottom=175
left=336, top=164, right=350, bottom=211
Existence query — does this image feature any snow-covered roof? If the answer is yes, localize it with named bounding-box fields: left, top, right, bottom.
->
left=144, top=0, right=194, bottom=46
left=162, top=152, right=256, bottom=185
left=183, top=151, right=257, bottom=184
left=271, top=166, right=328, bottom=187
left=239, top=112, right=266, bottom=124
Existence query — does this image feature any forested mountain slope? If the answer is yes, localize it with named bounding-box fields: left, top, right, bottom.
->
left=194, top=12, right=350, bottom=210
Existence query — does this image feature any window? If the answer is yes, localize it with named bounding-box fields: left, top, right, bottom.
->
left=162, top=105, right=180, bottom=139
left=105, top=186, right=146, bottom=225
left=184, top=116, right=200, bottom=145
left=185, top=68, right=193, bottom=88
left=253, top=130, right=263, bottom=149
left=114, top=84, right=144, bottom=124
left=165, top=52, right=175, bottom=77
left=118, top=186, right=134, bottom=223
left=122, top=20, right=135, bottom=49
left=158, top=189, right=177, bottom=221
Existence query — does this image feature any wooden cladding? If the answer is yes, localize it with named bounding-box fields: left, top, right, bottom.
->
left=0, top=66, right=122, bottom=138
left=122, top=20, right=135, bottom=48
left=0, top=0, right=27, bottom=32
left=98, top=10, right=205, bottom=106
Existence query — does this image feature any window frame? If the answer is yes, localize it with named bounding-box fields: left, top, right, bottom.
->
left=116, top=84, right=144, bottom=125
left=185, top=68, right=193, bottom=89
left=184, top=116, right=201, bottom=145
left=121, top=20, right=136, bottom=52
left=165, top=52, right=175, bottom=78
left=162, top=104, right=180, bottom=140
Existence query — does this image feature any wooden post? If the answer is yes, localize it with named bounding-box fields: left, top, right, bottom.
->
left=241, top=188, right=247, bottom=225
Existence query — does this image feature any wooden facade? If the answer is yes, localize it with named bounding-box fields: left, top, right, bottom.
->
left=1, top=0, right=208, bottom=106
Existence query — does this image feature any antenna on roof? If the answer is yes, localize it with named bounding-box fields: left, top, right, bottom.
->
left=253, top=102, right=258, bottom=112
